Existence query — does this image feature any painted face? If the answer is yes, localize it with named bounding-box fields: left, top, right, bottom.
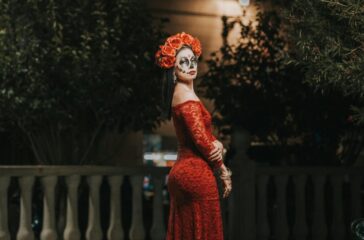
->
left=174, top=47, right=198, bottom=82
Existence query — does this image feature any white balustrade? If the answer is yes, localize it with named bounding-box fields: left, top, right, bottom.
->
left=0, top=176, right=10, bottom=240
left=0, top=166, right=171, bottom=240
left=41, top=176, right=58, bottom=240
left=63, top=175, right=81, bottom=240
left=0, top=165, right=362, bottom=240
left=17, top=176, right=35, bottom=240
left=129, top=175, right=145, bottom=240
left=107, top=175, right=124, bottom=240
left=86, top=175, right=103, bottom=240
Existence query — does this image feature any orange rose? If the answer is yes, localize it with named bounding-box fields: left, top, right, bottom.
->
left=156, top=57, right=162, bottom=67
left=191, top=38, right=202, bottom=56
left=160, top=45, right=176, bottom=57
left=180, top=32, right=194, bottom=45
left=161, top=56, right=176, bottom=68
left=166, top=35, right=184, bottom=50
left=156, top=57, right=164, bottom=67
left=155, top=49, right=162, bottom=60
left=155, top=49, right=162, bottom=66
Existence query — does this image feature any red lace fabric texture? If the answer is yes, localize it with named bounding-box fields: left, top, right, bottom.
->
left=166, top=100, right=224, bottom=240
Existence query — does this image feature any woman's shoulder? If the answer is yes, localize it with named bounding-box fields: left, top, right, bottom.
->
left=172, top=91, right=201, bottom=109
left=172, top=89, right=200, bottom=103
left=172, top=99, right=202, bottom=111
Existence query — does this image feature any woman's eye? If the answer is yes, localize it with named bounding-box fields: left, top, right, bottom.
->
left=180, top=59, right=189, bottom=67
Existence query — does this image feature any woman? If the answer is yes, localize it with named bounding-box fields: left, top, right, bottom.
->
left=155, top=32, right=232, bottom=240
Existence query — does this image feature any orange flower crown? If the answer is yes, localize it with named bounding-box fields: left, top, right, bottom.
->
left=155, top=32, right=202, bottom=69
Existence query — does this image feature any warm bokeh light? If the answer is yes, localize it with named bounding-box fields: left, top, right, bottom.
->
left=239, top=0, right=250, bottom=7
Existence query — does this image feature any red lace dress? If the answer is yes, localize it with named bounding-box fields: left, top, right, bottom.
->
left=166, top=100, right=224, bottom=240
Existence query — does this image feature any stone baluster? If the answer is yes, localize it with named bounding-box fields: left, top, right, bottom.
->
left=330, top=174, right=345, bottom=240
left=129, top=175, right=145, bottom=240
left=150, top=174, right=166, bottom=240
left=41, top=176, right=58, bottom=240
left=256, top=174, right=270, bottom=240
left=350, top=175, right=362, bottom=221
left=274, top=175, right=289, bottom=240
left=86, top=175, right=103, bottom=240
left=311, top=175, right=327, bottom=240
left=0, top=176, right=10, bottom=240
left=63, top=175, right=81, bottom=240
left=107, top=175, right=124, bottom=240
left=229, top=126, right=255, bottom=240
left=292, top=174, right=308, bottom=240
left=17, top=176, right=35, bottom=240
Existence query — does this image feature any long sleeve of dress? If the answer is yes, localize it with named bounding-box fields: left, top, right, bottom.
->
left=178, top=102, right=223, bottom=170
left=205, top=125, right=224, bottom=170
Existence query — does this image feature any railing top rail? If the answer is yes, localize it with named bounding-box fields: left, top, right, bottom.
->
left=0, top=165, right=171, bottom=176
left=256, top=166, right=364, bottom=175
left=1, top=165, right=363, bottom=176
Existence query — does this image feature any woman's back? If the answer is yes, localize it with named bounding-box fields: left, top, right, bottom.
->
left=166, top=100, right=224, bottom=240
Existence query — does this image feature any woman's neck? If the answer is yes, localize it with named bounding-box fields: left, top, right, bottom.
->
left=176, top=79, right=194, bottom=92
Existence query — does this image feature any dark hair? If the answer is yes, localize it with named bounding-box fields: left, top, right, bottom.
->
left=161, top=45, right=193, bottom=120
left=161, top=67, right=176, bottom=120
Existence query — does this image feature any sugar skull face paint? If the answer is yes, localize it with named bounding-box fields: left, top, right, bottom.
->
left=174, top=47, right=198, bottom=82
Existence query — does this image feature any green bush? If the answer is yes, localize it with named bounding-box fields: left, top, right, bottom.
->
left=284, top=0, right=364, bottom=124
left=0, top=0, right=165, bottom=164
left=200, top=9, right=361, bottom=165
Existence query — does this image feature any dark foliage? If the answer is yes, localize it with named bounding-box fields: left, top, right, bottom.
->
left=200, top=7, right=362, bottom=165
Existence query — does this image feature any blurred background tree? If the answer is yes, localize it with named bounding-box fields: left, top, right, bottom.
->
left=0, top=0, right=165, bottom=164
left=284, top=0, right=364, bottom=124
left=200, top=7, right=363, bottom=166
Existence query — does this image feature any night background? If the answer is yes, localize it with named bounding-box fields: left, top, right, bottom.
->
left=0, top=0, right=363, bottom=239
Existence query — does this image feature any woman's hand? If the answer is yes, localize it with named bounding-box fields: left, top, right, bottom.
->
left=219, top=164, right=232, bottom=198
left=208, top=140, right=224, bottom=162
left=222, top=177, right=232, bottom=198
left=214, top=140, right=224, bottom=153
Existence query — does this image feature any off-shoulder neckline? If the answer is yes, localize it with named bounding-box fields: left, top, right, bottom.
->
left=171, top=99, right=202, bottom=109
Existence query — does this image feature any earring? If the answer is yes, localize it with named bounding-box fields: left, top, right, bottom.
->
left=173, top=73, right=177, bottom=83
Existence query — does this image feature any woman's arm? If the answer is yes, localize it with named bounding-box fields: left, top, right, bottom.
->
left=208, top=125, right=224, bottom=162
left=178, top=101, right=223, bottom=170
